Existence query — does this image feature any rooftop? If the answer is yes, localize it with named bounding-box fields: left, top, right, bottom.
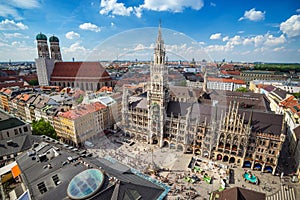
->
left=50, top=62, right=111, bottom=82
left=208, top=77, right=246, bottom=84
left=0, top=134, right=35, bottom=157
left=0, top=118, right=25, bottom=131
left=58, top=102, right=106, bottom=120
left=212, top=186, right=266, bottom=200
left=16, top=140, right=166, bottom=200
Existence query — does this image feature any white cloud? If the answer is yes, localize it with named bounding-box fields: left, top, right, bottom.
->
left=241, top=34, right=286, bottom=47
left=0, top=19, right=28, bottom=30
left=242, top=35, right=264, bottom=47
left=222, top=36, right=229, bottom=42
left=264, top=34, right=286, bottom=46
left=206, top=44, right=233, bottom=52
left=280, top=14, right=300, bottom=37
left=226, top=35, right=242, bottom=48
left=0, top=5, right=20, bottom=19
left=0, top=42, right=10, bottom=47
left=141, top=0, right=204, bottom=12
left=296, top=9, right=300, bottom=13
left=273, top=47, right=285, bottom=52
left=239, top=8, right=265, bottom=21
left=65, top=31, right=80, bottom=40
left=62, top=42, right=91, bottom=60
left=210, top=33, right=222, bottom=40
left=79, top=22, right=101, bottom=32
left=3, top=32, right=28, bottom=39
left=100, top=0, right=133, bottom=17
left=110, top=22, right=115, bottom=27
left=6, top=0, right=40, bottom=9
left=134, top=6, right=143, bottom=18
left=99, top=0, right=204, bottom=18
left=134, top=43, right=147, bottom=51
left=63, top=42, right=88, bottom=53
left=0, top=0, right=39, bottom=20
left=11, top=41, right=26, bottom=47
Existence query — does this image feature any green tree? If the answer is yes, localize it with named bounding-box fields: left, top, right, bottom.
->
left=76, top=95, right=84, bottom=104
left=235, top=87, right=249, bottom=92
left=29, top=79, right=39, bottom=86
left=293, top=92, right=300, bottom=99
left=32, top=119, right=57, bottom=139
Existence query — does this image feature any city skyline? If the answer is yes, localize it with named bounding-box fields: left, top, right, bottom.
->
left=0, top=0, right=300, bottom=63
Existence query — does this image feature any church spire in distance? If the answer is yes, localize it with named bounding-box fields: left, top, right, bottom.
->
left=154, top=20, right=165, bottom=65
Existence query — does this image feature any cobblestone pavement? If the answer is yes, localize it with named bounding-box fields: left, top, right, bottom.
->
left=86, top=134, right=299, bottom=199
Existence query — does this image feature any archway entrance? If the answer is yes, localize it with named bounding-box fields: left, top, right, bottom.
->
left=217, top=154, right=222, bottom=161
left=163, top=141, right=169, bottom=148
left=177, top=144, right=183, bottom=151
left=229, top=157, right=235, bottom=163
left=152, top=135, right=158, bottom=144
left=254, top=163, right=262, bottom=170
left=264, top=166, right=273, bottom=173
left=170, top=143, right=176, bottom=149
left=243, top=161, right=251, bottom=168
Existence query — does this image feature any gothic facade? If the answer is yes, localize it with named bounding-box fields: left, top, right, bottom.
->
left=121, top=24, right=286, bottom=174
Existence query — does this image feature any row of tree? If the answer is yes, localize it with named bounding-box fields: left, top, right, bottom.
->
left=254, top=63, right=300, bottom=72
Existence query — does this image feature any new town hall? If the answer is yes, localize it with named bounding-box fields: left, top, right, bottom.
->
left=121, top=25, right=286, bottom=174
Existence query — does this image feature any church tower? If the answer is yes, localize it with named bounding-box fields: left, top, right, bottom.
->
left=49, top=35, right=62, bottom=61
left=36, top=33, right=50, bottom=58
left=147, top=22, right=169, bottom=147
left=35, top=33, right=55, bottom=86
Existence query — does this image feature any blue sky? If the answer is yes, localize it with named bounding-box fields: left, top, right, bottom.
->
left=0, top=0, right=300, bottom=63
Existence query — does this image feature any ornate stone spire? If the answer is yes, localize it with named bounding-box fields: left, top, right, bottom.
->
left=154, top=21, right=165, bottom=65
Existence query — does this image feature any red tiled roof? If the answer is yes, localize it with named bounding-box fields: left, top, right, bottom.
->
left=0, top=76, right=18, bottom=82
left=208, top=77, right=245, bottom=84
left=98, top=86, right=113, bottom=93
left=258, top=84, right=275, bottom=92
left=58, top=102, right=106, bottom=120
left=279, top=95, right=300, bottom=117
left=0, top=70, right=19, bottom=76
left=50, top=62, right=111, bottom=81
left=0, top=82, right=24, bottom=90
left=220, top=70, right=240, bottom=75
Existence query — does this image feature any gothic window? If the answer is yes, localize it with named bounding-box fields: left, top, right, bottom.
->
left=219, top=133, right=225, bottom=142
left=226, top=135, right=231, bottom=143
left=233, top=136, right=238, bottom=144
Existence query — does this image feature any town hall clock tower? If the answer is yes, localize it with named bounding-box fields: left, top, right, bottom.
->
left=147, top=23, right=169, bottom=147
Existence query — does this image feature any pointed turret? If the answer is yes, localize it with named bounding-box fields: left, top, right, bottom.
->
left=154, top=21, right=165, bottom=65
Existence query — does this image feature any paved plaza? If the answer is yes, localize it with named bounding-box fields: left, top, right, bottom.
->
left=86, top=133, right=299, bottom=199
